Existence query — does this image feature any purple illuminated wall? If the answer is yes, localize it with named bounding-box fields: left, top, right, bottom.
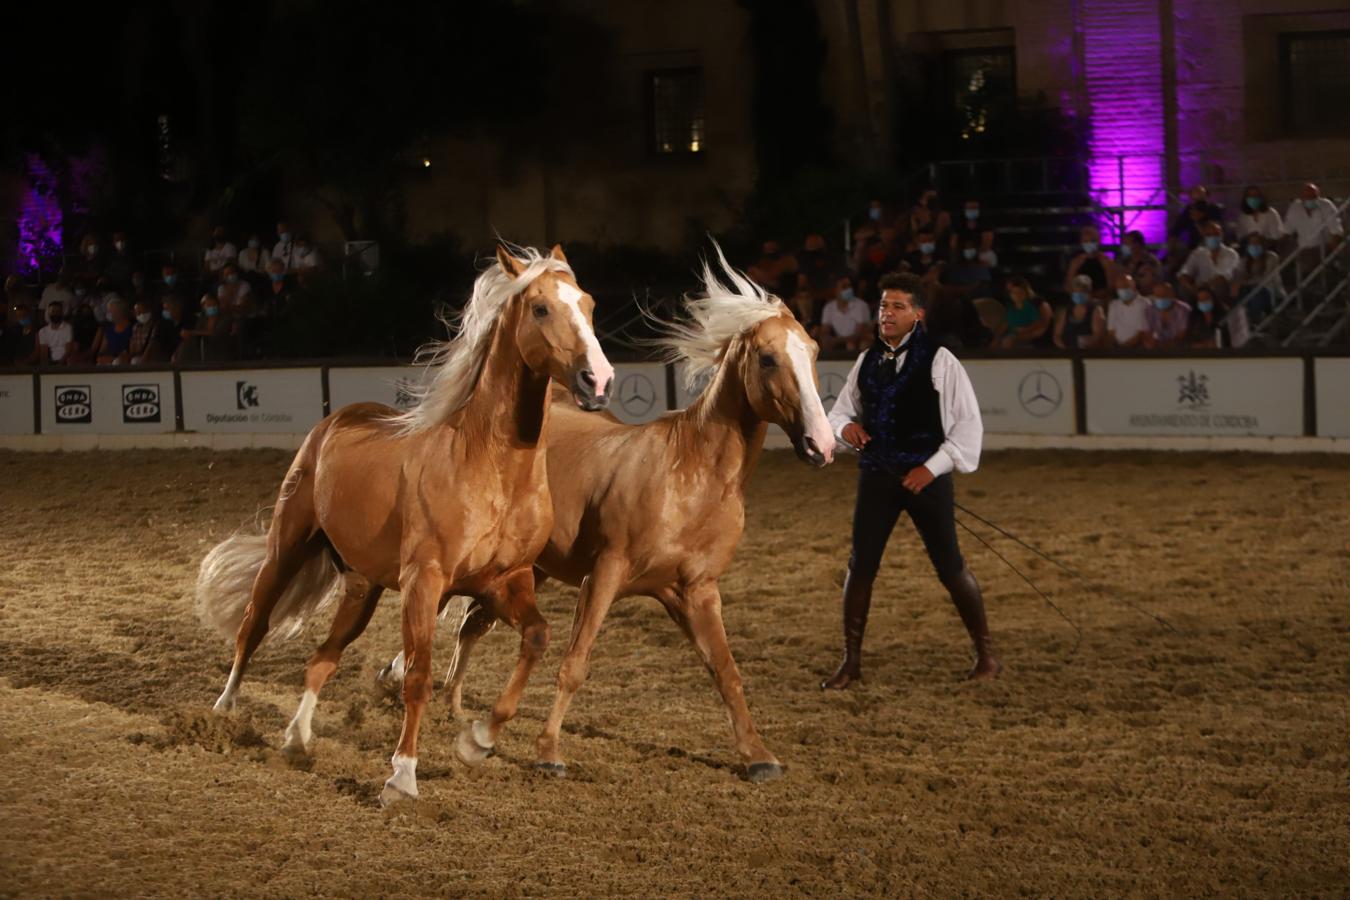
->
left=17, top=154, right=63, bottom=275
left=1078, top=1, right=1169, bottom=244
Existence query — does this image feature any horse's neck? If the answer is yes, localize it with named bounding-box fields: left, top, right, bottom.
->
left=678, top=349, right=766, bottom=490
left=458, top=308, right=550, bottom=451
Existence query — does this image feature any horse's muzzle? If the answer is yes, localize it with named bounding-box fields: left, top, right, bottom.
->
left=572, top=369, right=612, bottom=412
left=793, top=433, right=830, bottom=468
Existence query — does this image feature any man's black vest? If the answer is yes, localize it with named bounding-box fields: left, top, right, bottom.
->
left=858, top=324, right=944, bottom=474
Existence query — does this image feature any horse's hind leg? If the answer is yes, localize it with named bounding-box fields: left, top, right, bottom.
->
left=455, top=567, right=549, bottom=767
left=443, top=599, right=499, bottom=718
left=663, top=580, right=782, bottom=783
left=281, top=575, right=384, bottom=757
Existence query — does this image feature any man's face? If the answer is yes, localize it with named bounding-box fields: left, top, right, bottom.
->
left=878, top=290, right=921, bottom=341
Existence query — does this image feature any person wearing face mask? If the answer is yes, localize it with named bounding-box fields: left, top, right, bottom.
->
left=105, top=230, right=136, bottom=293
left=155, top=296, right=191, bottom=362
left=1064, top=225, right=1120, bottom=293
left=75, top=233, right=105, bottom=286
left=293, top=236, right=322, bottom=279
left=37, top=302, right=75, bottom=366
left=2, top=301, right=39, bottom=365
left=1184, top=287, right=1228, bottom=349
left=203, top=226, right=238, bottom=277
left=91, top=297, right=136, bottom=365
left=178, top=295, right=236, bottom=363
left=127, top=300, right=160, bottom=365
left=1144, top=283, right=1191, bottom=349
left=819, top=275, right=873, bottom=355
left=1282, top=182, right=1344, bottom=283
left=1116, top=231, right=1160, bottom=279
left=237, top=233, right=272, bottom=276
left=1168, top=185, right=1222, bottom=254
left=1178, top=221, right=1240, bottom=303
left=1054, top=274, right=1106, bottom=349
left=822, top=272, right=999, bottom=689
left=900, top=226, right=945, bottom=281
left=1231, top=234, right=1282, bottom=321
left=1106, top=274, right=1150, bottom=348
left=998, top=276, right=1052, bottom=349
left=949, top=199, right=992, bottom=257
left=273, top=221, right=295, bottom=272
left=1236, top=186, right=1283, bottom=244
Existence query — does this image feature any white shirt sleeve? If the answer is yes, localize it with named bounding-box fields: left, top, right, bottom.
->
left=826, top=351, right=868, bottom=445
left=1325, top=199, right=1345, bottom=237
left=1179, top=247, right=1202, bottom=279
left=924, top=348, right=983, bottom=477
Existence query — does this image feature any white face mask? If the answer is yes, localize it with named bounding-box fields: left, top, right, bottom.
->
left=136, top=312, right=151, bottom=324
left=248, top=239, right=260, bottom=249
left=114, top=241, right=126, bottom=252
left=86, top=245, right=99, bottom=256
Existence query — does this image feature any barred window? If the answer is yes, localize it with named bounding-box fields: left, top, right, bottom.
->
left=1281, top=30, right=1350, bottom=137
left=648, top=68, right=705, bottom=156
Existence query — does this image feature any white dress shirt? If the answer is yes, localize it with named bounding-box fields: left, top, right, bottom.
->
left=1236, top=208, right=1282, bottom=242
left=273, top=239, right=294, bottom=271
left=826, top=330, right=983, bottom=478
left=1283, top=198, right=1344, bottom=249
left=1179, top=244, right=1241, bottom=283
left=204, top=242, right=238, bottom=273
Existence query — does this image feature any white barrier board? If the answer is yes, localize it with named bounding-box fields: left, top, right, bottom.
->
left=181, top=368, right=323, bottom=433
left=964, top=359, right=1076, bottom=435
left=1086, top=358, right=1303, bottom=437
left=0, top=375, right=35, bottom=435
left=40, top=371, right=177, bottom=434
left=1315, top=358, right=1350, bottom=438
left=328, top=366, right=424, bottom=414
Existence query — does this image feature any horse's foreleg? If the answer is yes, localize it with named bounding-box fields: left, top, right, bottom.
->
left=534, top=564, right=622, bottom=774
left=282, top=576, right=383, bottom=758
left=666, top=581, right=783, bottom=783
left=455, top=567, right=548, bottom=767
left=443, top=599, right=498, bottom=718
left=380, top=561, right=445, bottom=806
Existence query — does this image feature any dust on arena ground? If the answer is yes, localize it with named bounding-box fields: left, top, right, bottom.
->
left=1, top=447, right=1346, bottom=897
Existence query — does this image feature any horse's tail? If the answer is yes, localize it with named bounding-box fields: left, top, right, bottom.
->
left=195, top=530, right=342, bottom=642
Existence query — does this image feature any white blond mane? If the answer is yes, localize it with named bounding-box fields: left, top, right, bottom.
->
left=393, top=245, right=573, bottom=433
left=656, top=241, right=787, bottom=390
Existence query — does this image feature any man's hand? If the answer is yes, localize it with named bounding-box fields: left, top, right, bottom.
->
left=841, top=423, right=871, bottom=450
left=902, top=465, right=934, bottom=493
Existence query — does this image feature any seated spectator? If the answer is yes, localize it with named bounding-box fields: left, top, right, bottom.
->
left=294, top=236, right=322, bottom=274
left=176, top=295, right=236, bottom=363
left=1054, top=275, right=1106, bottom=349
left=105, top=230, right=137, bottom=293
left=2, top=301, right=39, bottom=365
left=238, top=233, right=272, bottom=276
left=899, top=226, right=945, bottom=280
left=91, top=298, right=136, bottom=365
left=67, top=303, right=99, bottom=364
left=89, top=278, right=122, bottom=324
left=1282, top=182, right=1344, bottom=276
left=128, top=300, right=159, bottom=365
left=746, top=239, right=798, bottom=298
left=976, top=229, right=998, bottom=268
left=153, top=296, right=191, bottom=362
left=37, top=303, right=75, bottom=365
left=943, top=236, right=995, bottom=295
left=908, top=189, right=951, bottom=246
left=40, top=268, right=77, bottom=317
left=997, top=276, right=1052, bottom=348
left=1168, top=185, right=1221, bottom=256
left=1116, top=230, right=1160, bottom=278
left=203, top=226, right=238, bottom=277
left=216, top=264, right=255, bottom=316
left=949, top=199, right=995, bottom=261
left=818, top=276, right=872, bottom=355
left=1064, top=225, right=1120, bottom=293
left=1184, top=287, right=1228, bottom=349
left=1178, top=221, right=1240, bottom=302
left=784, top=286, right=818, bottom=332
left=261, top=259, right=293, bottom=318
left=273, top=220, right=295, bottom=272
left=1231, top=233, right=1281, bottom=321
left=1236, top=185, right=1283, bottom=243
left=856, top=226, right=902, bottom=302
left=1144, top=283, right=1191, bottom=349
left=1106, top=274, right=1150, bottom=348
left=796, top=233, right=841, bottom=300
left=74, top=233, right=105, bottom=288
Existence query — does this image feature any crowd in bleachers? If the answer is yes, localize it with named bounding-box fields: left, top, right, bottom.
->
left=745, top=182, right=1345, bottom=355
left=1, top=222, right=325, bottom=367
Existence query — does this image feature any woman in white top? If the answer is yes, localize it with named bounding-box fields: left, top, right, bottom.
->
left=1235, top=185, right=1283, bottom=243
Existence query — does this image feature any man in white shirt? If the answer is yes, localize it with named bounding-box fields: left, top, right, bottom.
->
left=273, top=221, right=295, bottom=272
left=1178, top=222, right=1241, bottom=300
left=1106, top=274, right=1149, bottom=348
left=37, top=304, right=74, bottom=364
left=1282, top=183, right=1344, bottom=252
left=821, top=272, right=1000, bottom=690
left=819, top=276, right=872, bottom=354
left=203, top=227, right=238, bottom=276
left=237, top=233, right=272, bottom=275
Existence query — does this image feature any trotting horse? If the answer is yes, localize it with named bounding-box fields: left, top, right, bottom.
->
left=195, top=244, right=614, bottom=805
left=384, top=247, right=836, bottom=782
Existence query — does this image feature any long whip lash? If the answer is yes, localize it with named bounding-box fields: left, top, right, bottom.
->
left=954, top=516, right=1082, bottom=652
left=953, top=500, right=1177, bottom=634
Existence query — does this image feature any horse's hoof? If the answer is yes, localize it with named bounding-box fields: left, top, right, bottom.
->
left=279, top=734, right=311, bottom=762
left=455, top=721, right=494, bottom=767
left=746, top=762, right=784, bottom=784
left=379, top=782, right=417, bottom=808
left=534, top=761, right=567, bottom=778
left=211, top=695, right=236, bottom=715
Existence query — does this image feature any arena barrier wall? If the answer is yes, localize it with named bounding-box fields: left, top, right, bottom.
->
left=1, top=353, right=1346, bottom=447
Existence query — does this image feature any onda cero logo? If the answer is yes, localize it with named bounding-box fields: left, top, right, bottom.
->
left=54, top=385, right=92, bottom=424
left=122, top=384, right=162, bottom=424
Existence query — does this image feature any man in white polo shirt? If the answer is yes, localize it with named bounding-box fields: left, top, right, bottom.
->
left=1283, top=183, right=1343, bottom=253
left=1106, top=273, right=1149, bottom=348
left=1179, top=221, right=1241, bottom=301
left=819, top=275, right=872, bottom=354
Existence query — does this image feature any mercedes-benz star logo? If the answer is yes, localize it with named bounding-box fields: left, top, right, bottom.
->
left=617, top=373, right=657, bottom=417
left=1017, top=370, right=1063, bottom=417
left=820, top=372, right=847, bottom=408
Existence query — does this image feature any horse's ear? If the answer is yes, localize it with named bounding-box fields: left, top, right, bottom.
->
left=549, top=244, right=568, bottom=264
left=496, top=245, right=525, bottom=278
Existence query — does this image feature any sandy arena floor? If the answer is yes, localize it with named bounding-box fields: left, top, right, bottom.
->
left=0, top=447, right=1347, bottom=897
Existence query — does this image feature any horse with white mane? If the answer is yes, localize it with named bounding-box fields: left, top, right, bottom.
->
left=385, top=246, right=836, bottom=782
left=196, top=244, right=614, bottom=805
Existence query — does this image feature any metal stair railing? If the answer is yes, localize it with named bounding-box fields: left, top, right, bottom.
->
left=1281, top=243, right=1350, bottom=347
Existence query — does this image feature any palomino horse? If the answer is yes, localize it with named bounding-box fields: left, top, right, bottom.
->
left=384, top=248, right=836, bottom=782
left=195, top=244, right=614, bottom=805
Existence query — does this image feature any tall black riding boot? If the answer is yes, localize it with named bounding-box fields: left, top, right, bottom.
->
left=821, top=568, right=873, bottom=690
left=943, top=567, right=1002, bottom=679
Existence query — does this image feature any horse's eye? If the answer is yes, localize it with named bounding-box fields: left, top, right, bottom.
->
left=532, top=304, right=549, bottom=319
left=759, top=353, right=776, bottom=369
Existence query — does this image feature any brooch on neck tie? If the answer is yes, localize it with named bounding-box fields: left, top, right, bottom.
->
left=880, top=349, right=898, bottom=362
